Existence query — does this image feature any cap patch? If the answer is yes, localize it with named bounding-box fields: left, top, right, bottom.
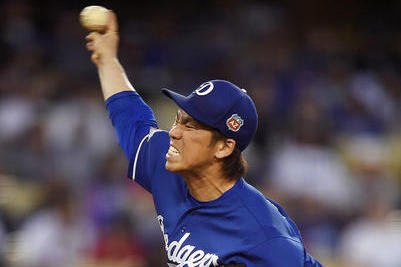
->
left=226, top=114, right=244, bottom=132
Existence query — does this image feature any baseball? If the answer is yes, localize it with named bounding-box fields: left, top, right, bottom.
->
left=79, top=6, right=109, bottom=33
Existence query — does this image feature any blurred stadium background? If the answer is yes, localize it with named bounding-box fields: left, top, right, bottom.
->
left=0, top=0, right=400, bottom=266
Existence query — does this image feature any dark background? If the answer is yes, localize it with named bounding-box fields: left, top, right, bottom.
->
left=0, top=1, right=400, bottom=266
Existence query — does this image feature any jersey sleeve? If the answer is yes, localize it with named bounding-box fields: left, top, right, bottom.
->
left=106, top=91, right=164, bottom=191
left=243, top=237, right=306, bottom=267
left=106, top=91, right=158, bottom=158
left=127, top=129, right=171, bottom=192
left=304, top=253, right=323, bottom=267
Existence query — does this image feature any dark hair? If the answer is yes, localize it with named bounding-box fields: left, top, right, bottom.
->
left=210, top=130, right=248, bottom=181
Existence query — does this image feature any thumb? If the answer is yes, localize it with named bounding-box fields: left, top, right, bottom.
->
left=91, top=52, right=100, bottom=65
left=106, top=10, right=118, bottom=33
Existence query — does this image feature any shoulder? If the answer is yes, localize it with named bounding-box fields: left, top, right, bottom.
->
left=135, top=128, right=170, bottom=167
left=130, top=128, right=169, bottom=179
left=250, top=238, right=322, bottom=266
left=237, top=180, right=302, bottom=241
left=143, top=128, right=169, bottom=148
left=249, top=237, right=305, bottom=266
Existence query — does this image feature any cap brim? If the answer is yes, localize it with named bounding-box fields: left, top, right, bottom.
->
left=161, top=88, right=188, bottom=109
left=161, top=88, right=195, bottom=116
left=161, top=88, right=210, bottom=127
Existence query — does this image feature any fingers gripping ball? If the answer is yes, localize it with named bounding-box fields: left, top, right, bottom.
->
left=79, top=6, right=109, bottom=33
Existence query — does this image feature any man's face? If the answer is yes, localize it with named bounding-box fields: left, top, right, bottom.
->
left=165, top=110, right=218, bottom=175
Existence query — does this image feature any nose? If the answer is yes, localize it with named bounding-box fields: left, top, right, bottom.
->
left=169, top=124, right=182, bottom=140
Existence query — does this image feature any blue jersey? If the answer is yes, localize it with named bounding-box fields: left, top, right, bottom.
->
left=106, top=91, right=322, bottom=267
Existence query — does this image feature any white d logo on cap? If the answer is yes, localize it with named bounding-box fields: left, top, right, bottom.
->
left=195, top=82, right=214, bottom=96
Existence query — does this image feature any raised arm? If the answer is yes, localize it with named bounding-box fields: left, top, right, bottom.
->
left=85, top=10, right=134, bottom=100
left=83, top=8, right=158, bottom=167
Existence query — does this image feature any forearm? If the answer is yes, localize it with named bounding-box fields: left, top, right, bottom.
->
left=84, top=10, right=134, bottom=100
left=97, top=57, right=135, bottom=100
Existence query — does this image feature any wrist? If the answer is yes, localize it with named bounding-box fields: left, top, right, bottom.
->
left=98, top=56, right=119, bottom=69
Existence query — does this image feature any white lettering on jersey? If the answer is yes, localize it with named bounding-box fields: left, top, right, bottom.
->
left=157, top=215, right=219, bottom=267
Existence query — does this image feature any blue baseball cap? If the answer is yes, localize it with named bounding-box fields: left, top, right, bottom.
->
left=161, top=80, right=258, bottom=151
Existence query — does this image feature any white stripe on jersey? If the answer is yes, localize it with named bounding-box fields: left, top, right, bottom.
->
left=131, top=127, right=163, bottom=180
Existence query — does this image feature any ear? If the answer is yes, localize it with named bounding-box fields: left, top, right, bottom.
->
left=214, top=138, right=236, bottom=159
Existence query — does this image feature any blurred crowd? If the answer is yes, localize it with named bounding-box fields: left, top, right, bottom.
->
left=0, top=1, right=400, bottom=266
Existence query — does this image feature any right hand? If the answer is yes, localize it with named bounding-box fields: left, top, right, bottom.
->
left=85, top=10, right=119, bottom=66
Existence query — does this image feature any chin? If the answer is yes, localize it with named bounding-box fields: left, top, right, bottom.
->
left=165, top=161, right=178, bottom=172
left=166, top=161, right=188, bottom=176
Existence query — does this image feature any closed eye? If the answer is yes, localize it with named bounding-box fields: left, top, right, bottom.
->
left=185, top=123, right=198, bottom=129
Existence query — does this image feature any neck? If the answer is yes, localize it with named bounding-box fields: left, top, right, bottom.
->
left=182, top=167, right=236, bottom=202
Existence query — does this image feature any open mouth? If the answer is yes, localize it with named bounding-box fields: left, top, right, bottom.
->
left=167, top=145, right=180, bottom=157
